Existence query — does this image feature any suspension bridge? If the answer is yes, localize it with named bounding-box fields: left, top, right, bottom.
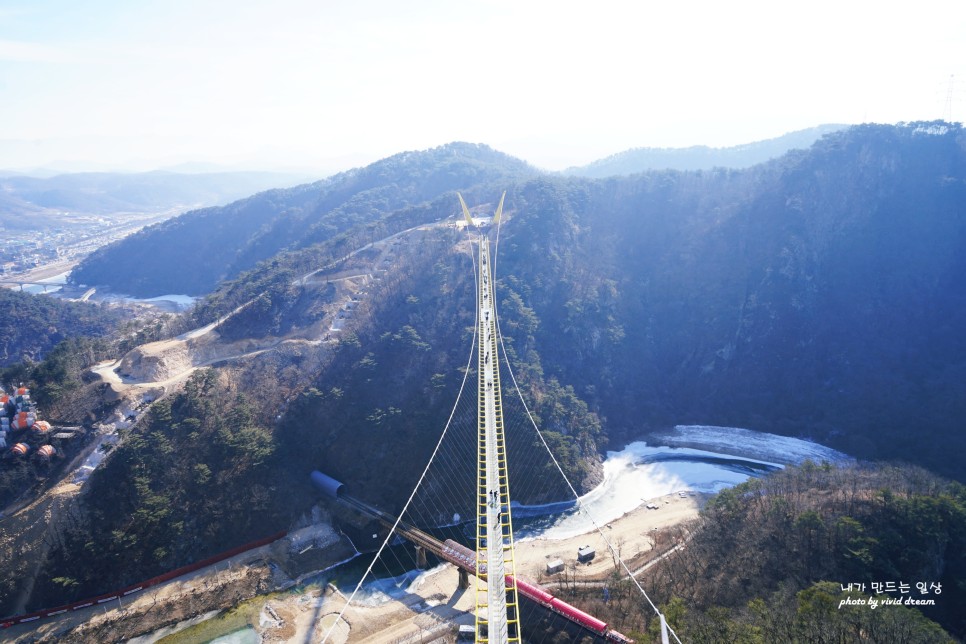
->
left=318, top=193, right=680, bottom=644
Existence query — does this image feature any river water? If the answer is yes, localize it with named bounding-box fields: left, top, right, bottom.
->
left=19, top=270, right=197, bottom=311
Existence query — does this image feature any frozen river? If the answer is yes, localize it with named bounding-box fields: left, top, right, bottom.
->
left=520, top=424, right=851, bottom=540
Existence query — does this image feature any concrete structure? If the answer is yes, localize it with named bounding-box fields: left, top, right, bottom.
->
left=309, top=470, right=346, bottom=499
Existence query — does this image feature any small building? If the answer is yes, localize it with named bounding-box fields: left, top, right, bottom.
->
left=546, top=558, right=565, bottom=575
left=577, top=546, right=595, bottom=563
left=457, top=625, right=476, bottom=642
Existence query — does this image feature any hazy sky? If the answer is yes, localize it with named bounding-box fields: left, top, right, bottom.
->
left=2, top=0, right=964, bottom=174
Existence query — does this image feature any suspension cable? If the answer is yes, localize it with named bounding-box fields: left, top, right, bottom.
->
left=320, top=245, right=481, bottom=643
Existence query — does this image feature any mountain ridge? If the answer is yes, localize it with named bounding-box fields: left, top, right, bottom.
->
left=68, top=142, right=538, bottom=296
left=3, top=122, right=965, bottom=641
left=0, top=170, right=315, bottom=221
left=564, top=124, right=849, bottom=176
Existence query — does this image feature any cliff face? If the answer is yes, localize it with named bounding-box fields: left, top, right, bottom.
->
left=116, top=342, right=192, bottom=383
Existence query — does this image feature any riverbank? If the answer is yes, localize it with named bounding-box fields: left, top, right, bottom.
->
left=514, top=491, right=707, bottom=584
left=275, top=491, right=707, bottom=643
left=7, top=422, right=847, bottom=642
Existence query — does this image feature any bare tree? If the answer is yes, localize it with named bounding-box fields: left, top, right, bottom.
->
left=610, top=535, right=625, bottom=571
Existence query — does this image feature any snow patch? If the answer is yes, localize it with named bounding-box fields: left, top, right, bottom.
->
left=73, top=434, right=118, bottom=485
left=527, top=426, right=849, bottom=541
left=287, top=522, right=340, bottom=553
left=655, top=425, right=851, bottom=465
left=528, top=441, right=769, bottom=540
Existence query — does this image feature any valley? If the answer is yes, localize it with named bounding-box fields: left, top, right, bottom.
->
left=0, top=169, right=316, bottom=291
left=0, top=218, right=449, bottom=620
left=0, top=125, right=964, bottom=641
left=0, top=210, right=707, bottom=642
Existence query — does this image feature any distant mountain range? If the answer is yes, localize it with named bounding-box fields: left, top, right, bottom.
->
left=564, top=124, right=848, bottom=176
left=0, top=170, right=316, bottom=225
left=1, top=128, right=847, bottom=229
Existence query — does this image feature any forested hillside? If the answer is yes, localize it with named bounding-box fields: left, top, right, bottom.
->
left=492, top=123, right=966, bottom=481
left=69, top=143, right=537, bottom=296
left=26, top=370, right=283, bottom=607
left=61, top=121, right=966, bottom=513
left=22, top=224, right=606, bottom=611
left=0, top=289, right=122, bottom=367
left=6, top=123, right=966, bottom=629
left=568, top=462, right=965, bottom=641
